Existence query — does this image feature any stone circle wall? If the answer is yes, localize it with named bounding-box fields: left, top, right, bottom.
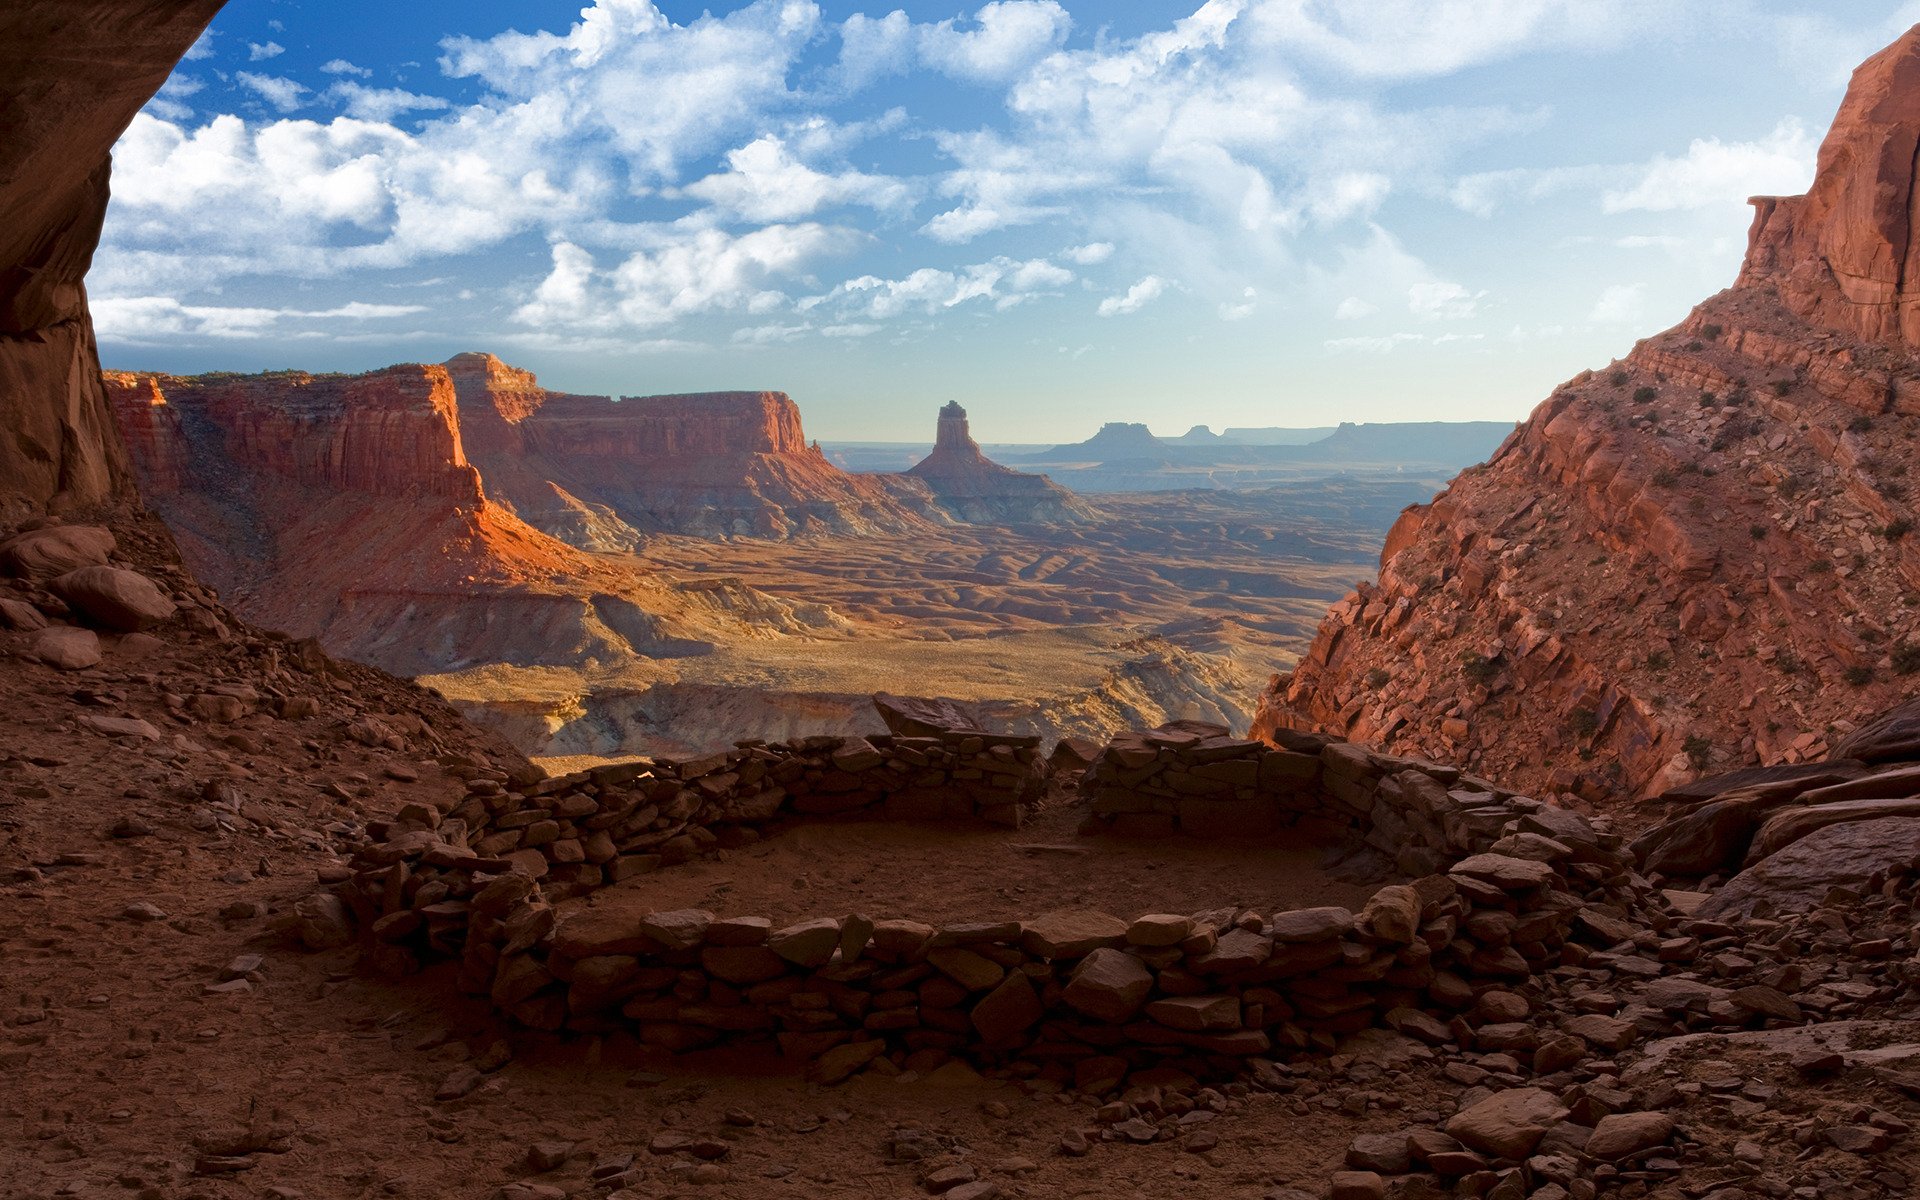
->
left=317, top=721, right=1660, bottom=1083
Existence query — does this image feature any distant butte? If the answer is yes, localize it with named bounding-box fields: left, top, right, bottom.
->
left=906, top=401, right=1092, bottom=524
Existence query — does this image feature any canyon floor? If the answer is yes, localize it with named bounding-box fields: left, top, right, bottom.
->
left=426, top=484, right=1431, bottom=765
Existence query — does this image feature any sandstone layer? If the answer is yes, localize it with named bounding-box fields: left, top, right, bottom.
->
left=104, top=365, right=828, bottom=676
left=442, top=352, right=942, bottom=544
left=0, top=1, right=222, bottom=522
left=1256, top=28, right=1920, bottom=803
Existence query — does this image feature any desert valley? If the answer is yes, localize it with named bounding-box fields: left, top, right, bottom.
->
left=13, top=5, right=1920, bottom=1200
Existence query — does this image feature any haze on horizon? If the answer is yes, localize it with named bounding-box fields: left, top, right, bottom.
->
left=93, top=0, right=1915, bottom=442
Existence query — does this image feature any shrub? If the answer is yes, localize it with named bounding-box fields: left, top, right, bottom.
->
left=1845, top=665, right=1875, bottom=687
left=1894, top=641, right=1920, bottom=676
left=1849, top=415, right=1875, bottom=433
left=1772, top=379, right=1792, bottom=396
left=1652, top=468, right=1677, bottom=488
left=1460, top=651, right=1498, bottom=684
left=1698, top=392, right=1718, bottom=408
left=1568, top=707, right=1600, bottom=737
left=1633, top=386, right=1658, bottom=403
left=1774, top=650, right=1804, bottom=674
left=1609, top=369, right=1629, bottom=387
left=1808, top=558, right=1833, bottom=574
left=1686, top=339, right=1705, bottom=351
left=1750, top=524, right=1769, bottom=540
left=1366, top=667, right=1391, bottom=689
left=1645, top=650, right=1672, bottom=672
left=1885, top=517, right=1913, bottom=540
left=1702, top=323, right=1723, bottom=339
left=1683, top=735, right=1712, bottom=770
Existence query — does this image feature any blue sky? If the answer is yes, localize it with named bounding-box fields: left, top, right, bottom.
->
left=94, top=1, right=1920, bottom=441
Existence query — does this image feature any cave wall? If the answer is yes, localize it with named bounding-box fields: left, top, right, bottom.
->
left=0, top=1, right=224, bottom=522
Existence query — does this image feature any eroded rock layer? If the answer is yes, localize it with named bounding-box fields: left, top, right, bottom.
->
left=101, top=365, right=825, bottom=676
left=442, top=352, right=942, bottom=543
left=1257, top=28, right=1920, bottom=803
left=907, top=401, right=1092, bottom=525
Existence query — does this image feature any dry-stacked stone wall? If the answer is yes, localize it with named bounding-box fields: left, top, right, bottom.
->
left=316, top=722, right=1658, bottom=1084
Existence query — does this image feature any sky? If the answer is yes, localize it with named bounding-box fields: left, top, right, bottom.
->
left=92, top=0, right=1920, bottom=442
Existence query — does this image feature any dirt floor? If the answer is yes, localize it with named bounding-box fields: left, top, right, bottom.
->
left=566, top=800, right=1376, bottom=927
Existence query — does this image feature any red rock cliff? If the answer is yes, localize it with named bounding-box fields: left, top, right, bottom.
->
left=1256, top=25, right=1920, bottom=806
left=0, top=1, right=223, bottom=522
left=906, top=401, right=1092, bottom=524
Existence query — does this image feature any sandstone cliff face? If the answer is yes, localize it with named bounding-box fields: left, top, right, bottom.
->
left=0, top=2, right=222, bottom=522
left=101, top=366, right=824, bottom=677
left=1256, top=26, right=1920, bottom=804
left=442, top=353, right=942, bottom=543
left=906, top=401, right=1093, bottom=525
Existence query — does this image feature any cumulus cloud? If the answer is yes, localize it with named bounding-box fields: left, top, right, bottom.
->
left=1602, top=118, right=1818, bottom=213
left=235, top=72, right=308, bottom=113
left=93, top=296, right=426, bottom=341
left=1408, top=280, right=1478, bottom=320
left=680, top=135, right=911, bottom=222
left=322, top=59, right=373, bottom=77
left=804, top=254, right=1075, bottom=319
left=323, top=82, right=454, bottom=122
left=1334, top=295, right=1376, bottom=319
left=1097, top=275, right=1167, bottom=317
left=248, top=41, right=285, bottom=61
left=918, top=1, right=1073, bottom=84
left=1063, top=242, right=1113, bottom=265
left=514, top=224, right=855, bottom=330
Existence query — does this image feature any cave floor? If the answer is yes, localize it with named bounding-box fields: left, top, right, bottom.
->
left=558, top=799, right=1375, bottom=928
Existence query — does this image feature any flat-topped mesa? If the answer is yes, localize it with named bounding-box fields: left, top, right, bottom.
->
left=530, top=390, right=814, bottom=462
left=905, top=402, right=1092, bottom=523
left=1739, top=25, right=1920, bottom=346
left=103, top=366, right=484, bottom=503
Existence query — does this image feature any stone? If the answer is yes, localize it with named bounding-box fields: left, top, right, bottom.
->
left=32, top=626, right=100, bottom=670
left=1699, top=817, right=1920, bottom=920
left=1346, top=1132, right=1413, bottom=1173
left=435, top=1067, right=485, bottom=1101
left=1126, top=913, right=1194, bottom=946
left=79, top=713, right=160, bottom=740
left=1061, top=948, right=1154, bottom=1023
left=1450, top=854, right=1554, bottom=890
left=0, top=526, right=115, bottom=580
left=1267, top=906, right=1355, bottom=942
left=50, top=565, right=175, bottom=631
left=1360, top=886, right=1421, bottom=943
left=0, top=598, right=47, bottom=631
left=1831, top=698, right=1920, bottom=764
left=809, top=1039, right=886, bottom=1084
left=1750, top=797, right=1920, bottom=861
left=1145, top=995, right=1241, bottom=1032
left=768, top=917, right=841, bottom=967
left=871, top=918, right=936, bottom=958
left=971, top=972, right=1042, bottom=1044
left=1443, top=1087, right=1569, bottom=1159
left=928, top=947, right=1005, bottom=991
left=293, top=892, right=354, bottom=950
left=1020, top=909, right=1127, bottom=959
left=699, top=946, right=788, bottom=985
left=1585, top=1112, right=1673, bottom=1162
left=525, top=1141, right=574, bottom=1172
left=640, top=908, right=713, bottom=950
left=1328, top=1171, right=1385, bottom=1200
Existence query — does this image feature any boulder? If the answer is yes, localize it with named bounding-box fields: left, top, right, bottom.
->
left=1699, top=817, right=1920, bottom=920
left=1449, top=853, right=1554, bottom=890
left=1631, top=791, right=1788, bottom=877
left=767, top=917, right=840, bottom=967
left=1831, top=699, right=1920, bottom=764
left=639, top=909, right=713, bottom=951
left=1749, top=796, right=1920, bottom=862
left=1020, top=909, right=1126, bottom=959
left=1268, top=906, right=1356, bottom=943
left=1060, top=948, right=1153, bottom=1023
left=0, top=525, right=114, bottom=580
left=1585, top=1112, right=1673, bottom=1162
left=873, top=692, right=985, bottom=737
left=1443, top=1087, right=1568, bottom=1159
left=32, top=625, right=100, bottom=670
left=51, top=565, right=175, bottom=631
left=970, top=972, right=1042, bottom=1044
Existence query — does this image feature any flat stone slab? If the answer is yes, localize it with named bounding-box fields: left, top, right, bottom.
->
left=1699, top=816, right=1920, bottom=920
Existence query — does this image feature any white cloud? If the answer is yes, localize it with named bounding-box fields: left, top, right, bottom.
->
left=1064, top=242, right=1113, bottom=265
left=1602, top=118, right=1818, bottom=213
left=322, top=59, right=373, bottom=77
left=235, top=72, right=308, bottom=113
left=681, top=135, right=911, bottom=222
left=1589, top=282, right=1645, bottom=324
left=1408, top=279, right=1477, bottom=320
left=805, top=254, right=1076, bottom=319
left=1097, top=275, right=1167, bottom=317
left=1323, top=330, right=1486, bottom=353
left=1334, top=295, right=1377, bottom=319
left=1241, top=0, right=1672, bottom=80
left=1219, top=286, right=1257, bottom=320
left=248, top=41, right=285, bottom=61
left=919, top=1, right=1073, bottom=84
left=323, top=82, right=454, bottom=122
left=183, top=30, right=216, bottom=61
left=515, top=224, right=855, bottom=330
left=821, top=322, right=881, bottom=337
left=92, top=296, right=426, bottom=341
left=144, top=75, right=205, bottom=122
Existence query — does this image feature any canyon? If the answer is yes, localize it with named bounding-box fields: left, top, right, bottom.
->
left=9, top=8, right=1920, bottom=1200
left=1256, top=28, right=1920, bottom=804
left=105, top=357, right=1403, bottom=761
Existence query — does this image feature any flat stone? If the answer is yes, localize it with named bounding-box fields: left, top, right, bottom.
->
left=1699, top=818, right=1920, bottom=920
left=809, top=1039, right=885, bottom=1084
left=51, top=565, right=176, bottom=631
left=928, top=947, right=1005, bottom=991
left=971, top=972, right=1042, bottom=1045
left=1061, top=948, right=1153, bottom=1023
left=1020, top=909, right=1126, bottom=959
left=1449, top=853, right=1555, bottom=890
left=768, top=917, right=841, bottom=967
left=699, top=946, right=788, bottom=984
left=1585, top=1112, right=1673, bottom=1162
left=1145, top=995, right=1241, bottom=1032
left=640, top=908, right=713, bottom=950
left=33, top=626, right=100, bottom=670
left=1126, top=913, right=1194, bottom=946
left=1267, top=906, right=1355, bottom=943
left=1444, top=1087, right=1568, bottom=1159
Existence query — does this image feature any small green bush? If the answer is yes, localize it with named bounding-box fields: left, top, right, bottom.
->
left=1683, top=735, right=1712, bottom=770
left=1633, top=386, right=1658, bottom=404
left=1845, top=665, right=1875, bottom=687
